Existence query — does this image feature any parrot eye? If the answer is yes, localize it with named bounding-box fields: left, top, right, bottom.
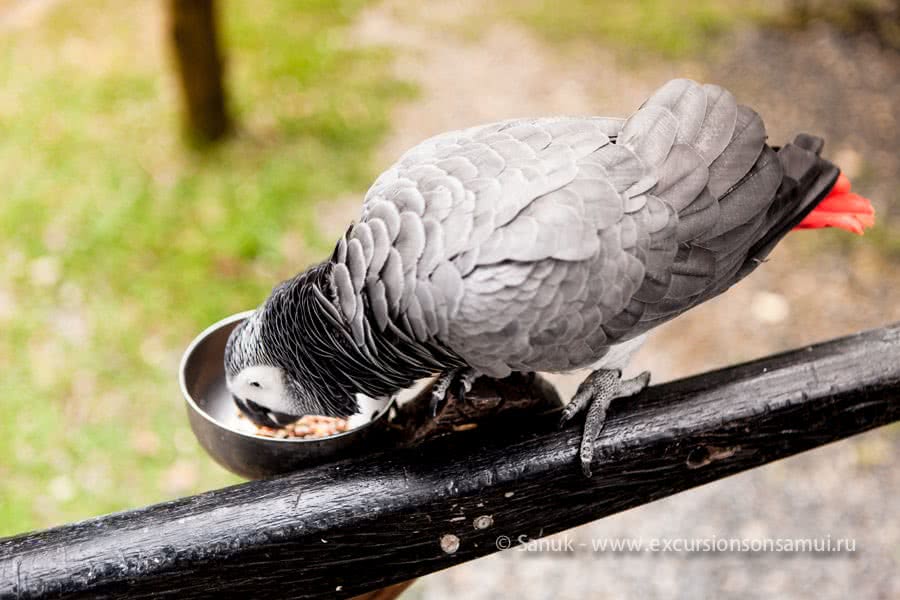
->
left=249, top=381, right=262, bottom=388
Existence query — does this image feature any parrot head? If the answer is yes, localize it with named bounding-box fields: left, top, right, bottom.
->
left=227, top=361, right=297, bottom=428
left=223, top=285, right=362, bottom=429
left=222, top=260, right=444, bottom=430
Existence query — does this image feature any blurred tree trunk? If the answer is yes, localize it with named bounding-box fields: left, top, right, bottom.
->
left=168, top=0, right=231, bottom=144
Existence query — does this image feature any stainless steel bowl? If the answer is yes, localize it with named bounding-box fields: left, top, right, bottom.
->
left=179, top=311, right=394, bottom=479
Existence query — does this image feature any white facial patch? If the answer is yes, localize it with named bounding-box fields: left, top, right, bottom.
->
left=228, top=365, right=293, bottom=414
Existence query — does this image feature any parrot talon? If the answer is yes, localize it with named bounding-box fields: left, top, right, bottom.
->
left=561, top=369, right=651, bottom=477
left=618, top=370, right=651, bottom=397
left=429, top=395, right=442, bottom=418
left=431, top=368, right=478, bottom=416
left=430, top=373, right=453, bottom=417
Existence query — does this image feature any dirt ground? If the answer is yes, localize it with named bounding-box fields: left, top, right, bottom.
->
left=334, top=2, right=900, bottom=598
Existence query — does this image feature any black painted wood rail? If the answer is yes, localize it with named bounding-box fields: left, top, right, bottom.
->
left=1, top=324, right=899, bottom=600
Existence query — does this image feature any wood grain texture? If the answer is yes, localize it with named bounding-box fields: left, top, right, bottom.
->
left=1, top=324, right=898, bottom=600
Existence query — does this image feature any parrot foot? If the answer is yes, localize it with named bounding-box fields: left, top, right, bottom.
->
left=559, top=369, right=651, bottom=477
left=430, top=367, right=479, bottom=417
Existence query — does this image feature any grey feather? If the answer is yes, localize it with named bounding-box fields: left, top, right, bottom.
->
left=438, top=194, right=474, bottom=258
left=704, top=146, right=781, bottom=239
left=624, top=173, right=658, bottom=201
left=642, top=78, right=708, bottom=144
left=477, top=215, right=539, bottom=264
left=366, top=278, right=390, bottom=331
left=354, top=319, right=379, bottom=364
left=430, top=261, right=464, bottom=317
left=618, top=105, right=679, bottom=168
left=400, top=258, right=418, bottom=313
left=419, top=217, right=444, bottom=275
left=462, top=144, right=505, bottom=178
left=345, top=238, right=366, bottom=292
left=466, top=176, right=502, bottom=206
left=567, top=178, right=625, bottom=229
left=366, top=219, right=392, bottom=280
left=331, top=262, right=356, bottom=323
left=535, top=142, right=579, bottom=181
left=601, top=300, right=645, bottom=339
left=503, top=123, right=552, bottom=151
left=712, top=209, right=771, bottom=261
left=651, top=144, right=709, bottom=211
left=414, top=283, right=440, bottom=336
left=333, top=236, right=347, bottom=265
left=349, top=222, right=375, bottom=266
left=436, top=156, right=479, bottom=181
left=665, top=245, right=715, bottom=299
left=588, top=116, right=626, bottom=139
left=395, top=211, right=426, bottom=272
left=675, top=188, right=719, bottom=242
left=380, top=248, right=404, bottom=313
left=387, top=185, right=426, bottom=216
left=542, top=122, right=609, bottom=156
left=707, top=105, right=766, bottom=198
left=404, top=293, right=429, bottom=341
left=367, top=201, right=401, bottom=241
left=427, top=279, right=451, bottom=339
left=638, top=194, right=674, bottom=234
left=693, top=84, right=738, bottom=165
left=349, top=304, right=365, bottom=345
left=480, top=136, right=536, bottom=163
left=421, top=186, right=454, bottom=221
left=584, top=144, right=646, bottom=194
left=452, top=248, right=479, bottom=276
left=311, top=284, right=344, bottom=328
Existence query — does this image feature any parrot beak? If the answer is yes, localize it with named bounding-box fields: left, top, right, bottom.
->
left=233, top=395, right=300, bottom=429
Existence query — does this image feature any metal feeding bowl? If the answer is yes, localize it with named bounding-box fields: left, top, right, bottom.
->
left=179, top=311, right=393, bottom=479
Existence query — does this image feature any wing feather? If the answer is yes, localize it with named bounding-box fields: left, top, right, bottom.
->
left=349, top=81, right=784, bottom=375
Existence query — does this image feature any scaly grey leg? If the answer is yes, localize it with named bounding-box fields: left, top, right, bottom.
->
left=560, top=369, right=651, bottom=477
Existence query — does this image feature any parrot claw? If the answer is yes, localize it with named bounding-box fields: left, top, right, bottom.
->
left=560, top=369, right=651, bottom=477
left=430, top=367, right=478, bottom=417
left=618, top=370, right=651, bottom=397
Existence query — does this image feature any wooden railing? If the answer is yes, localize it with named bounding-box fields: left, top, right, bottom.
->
left=1, top=324, right=898, bottom=599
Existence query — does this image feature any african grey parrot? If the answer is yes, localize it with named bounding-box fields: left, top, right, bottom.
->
left=224, top=78, right=874, bottom=476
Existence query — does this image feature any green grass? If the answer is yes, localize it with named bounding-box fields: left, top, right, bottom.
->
left=505, top=0, right=774, bottom=58
left=0, top=0, right=413, bottom=537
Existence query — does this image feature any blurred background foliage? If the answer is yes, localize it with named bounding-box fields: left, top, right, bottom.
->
left=507, top=0, right=900, bottom=57
left=0, top=0, right=896, bottom=543
left=777, top=0, right=900, bottom=51
left=507, top=0, right=773, bottom=58
left=0, top=0, right=413, bottom=535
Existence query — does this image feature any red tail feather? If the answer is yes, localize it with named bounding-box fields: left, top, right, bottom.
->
left=794, top=173, right=875, bottom=235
